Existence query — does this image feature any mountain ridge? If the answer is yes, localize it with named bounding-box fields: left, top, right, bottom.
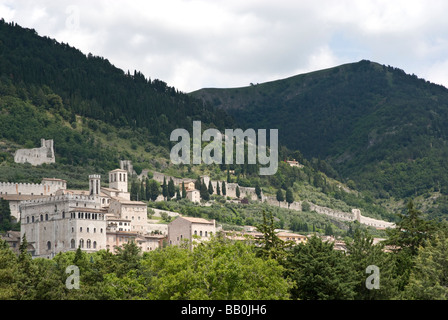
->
left=191, top=60, right=448, bottom=202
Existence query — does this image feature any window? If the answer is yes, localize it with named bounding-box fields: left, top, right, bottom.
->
left=87, top=239, right=91, bottom=249
left=87, top=227, right=89, bottom=233
left=79, top=239, right=84, bottom=248
left=205, top=231, right=208, bottom=237
left=47, top=241, right=51, bottom=250
left=194, top=230, right=197, bottom=235
left=32, top=216, right=34, bottom=223
left=45, top=214, right=48, bottom=221
left=80, top=227, right=83, bottom=232
left=93, top=241, right=97, bottom=249
left=40, top=214, right=43, bottom=221
left=71, top=227, right=74, bottom=233
left=27, top=216, right=29, bottom=223
left=200, top=231, right=203, bottom=237
left=71, top=239, right=75, bottom=249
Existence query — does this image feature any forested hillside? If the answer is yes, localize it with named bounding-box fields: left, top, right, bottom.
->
left=0, top=19, right=233, bottom=149
left=192, top=60, right=448, bottom=203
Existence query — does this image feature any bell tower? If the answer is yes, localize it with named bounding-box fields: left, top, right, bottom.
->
left=109, top=169, right=128, bottom=193
left=89, top=174, right=101, bottom=196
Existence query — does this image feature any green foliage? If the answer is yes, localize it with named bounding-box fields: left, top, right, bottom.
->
left=286, top=236, right=357, bottom=300
left=141, top=235, right=291, bottom=300
left=194, top=60, right=448, bottom=205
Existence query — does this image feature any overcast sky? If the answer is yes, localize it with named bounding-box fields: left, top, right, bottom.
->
left=2, top=0, right=448, bottom=92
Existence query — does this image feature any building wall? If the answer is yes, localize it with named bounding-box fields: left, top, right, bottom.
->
left=14, top=139, right=55, bottom=166
left=168, top=217, right=216, bottom=247
left=19, top=194, right=106, bottom=258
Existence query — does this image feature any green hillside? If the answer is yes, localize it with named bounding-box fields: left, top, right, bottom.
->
left=192, top=60, right=448, bottom=205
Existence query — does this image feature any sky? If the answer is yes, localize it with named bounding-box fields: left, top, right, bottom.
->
left=1, top=0, right=448, bottom=93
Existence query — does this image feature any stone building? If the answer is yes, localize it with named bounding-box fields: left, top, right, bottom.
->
left=0, top=178, right=67, bottom=221
left=14, top=139, right=55, bottom=166
left=20, top=193, right=108, bottom=258
left=168, top=216, right=216, bottom=248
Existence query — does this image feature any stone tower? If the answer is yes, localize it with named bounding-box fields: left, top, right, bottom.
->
left=89, top=174, right=101, bottom=196
left=109, top=169, right=128, bottom=193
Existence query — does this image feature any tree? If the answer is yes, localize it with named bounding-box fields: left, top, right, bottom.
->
left=216, top=181, right=220, bottom=196
left=147, top=179, right=161, bottom=201
left=140, top=180, right=146, bottom=201
left=168, top=178, right=175, bottom=199
left=276, top=189, right=284, bottom=206
left=222, top=181, right=226, bottom=196
left=208, top=180, right=214, bottom=195
left=130, top=179, right=139, bottom=201
left=403, top=232, right=448, bottom=299
left=285, top=188, right=294, bottom=208
left=141, top=235, right=292, bottom=300
left=286, top=235, right=357, bottom=300
left=176, top=189, right=181, bottom=200
left=181, top=182, right=186, bottom=199
left=162, top=177, right=168, bottom=200
left=255, top=183, right=262, bottom=200
left=386, top=200, right=437, bottom=291
left=236, top=186, right=240, bottom=199
left=345, top=229, right=398, bottom=299
left=256, top=210, right=292, bottom=260
left=200, top=180, right=209, bottom=201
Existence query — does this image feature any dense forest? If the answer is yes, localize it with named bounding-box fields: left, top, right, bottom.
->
left=0, top=19, right=233, bottom=149
left=1, top=205, right=447, bottom=300
left=192, top=60, right=448, bottom=202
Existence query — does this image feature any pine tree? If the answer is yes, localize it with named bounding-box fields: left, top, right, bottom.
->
left=168, top=178, right=175, bottom=199
left=255, top=183, right=262, bottom=200
left=286, top=188, right=294, bottom=208
left=236, top=186, right=240, bottom=199
left=181, top=182, right=186, bottom=199
left=276, top=189, right=284, bottom=206
left=222, top=181, right=226, bottom=196
left=208, top=180, right=214, bottom=195
left=162, top=177, right=168, bottom=200
left=216, top=181, right=220, bottom=195
left=200, top=180, right=210, bottom=201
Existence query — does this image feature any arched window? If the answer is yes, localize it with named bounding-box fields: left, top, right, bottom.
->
left=47, top=241, right=51, bottom=250
left=40, top=214, right=43, bottom=221
left=87, top=239, right=91, bottom=249
left=71, top=239, right=76, bottom=249
left=26, top=216, right=29, bottom=223
left=45, top=214, right=48, bottom=221
left=93, top=241, right=97, bottom=249
left=79, top=239, right=84, bottom=248
left=200, top=231, right=203, bottom=237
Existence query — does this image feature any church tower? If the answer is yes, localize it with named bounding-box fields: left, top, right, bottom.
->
left=89, top=174, right=101, bottom=196
left=109, top=169, right=128, bottom=193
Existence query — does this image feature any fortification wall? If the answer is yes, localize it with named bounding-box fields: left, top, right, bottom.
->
left=14, top=139, right=55, bottom=166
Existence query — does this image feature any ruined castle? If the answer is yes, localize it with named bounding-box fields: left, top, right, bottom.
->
left=14, top=139, right=55, bottom=166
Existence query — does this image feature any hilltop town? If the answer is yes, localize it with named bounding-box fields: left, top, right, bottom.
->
left=0, top=140, right=394, bottom=258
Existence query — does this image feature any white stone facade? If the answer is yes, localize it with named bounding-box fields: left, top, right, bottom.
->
left=168, top=216, right=216, bottom=248
left=14, top=139, right=55, bottom=166
left=19, top=194, right=107, bottom=258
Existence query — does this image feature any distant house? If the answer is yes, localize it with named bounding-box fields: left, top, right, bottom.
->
left=286, top=159, right=303, bottom=168
left=186, top=189, right=200, bottom=203
left=168, top=216, right=216, bottom=248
